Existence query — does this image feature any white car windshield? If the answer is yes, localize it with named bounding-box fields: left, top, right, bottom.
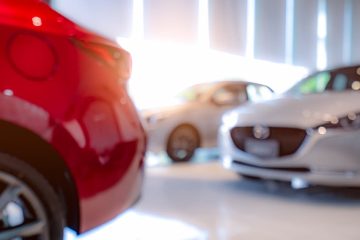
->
left=286, top=66, right=360, bottom=96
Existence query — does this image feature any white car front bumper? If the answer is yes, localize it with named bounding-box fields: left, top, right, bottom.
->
left=219, top=124, right=360, bottom=187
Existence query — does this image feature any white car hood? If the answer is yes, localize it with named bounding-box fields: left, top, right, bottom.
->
left=232, top=91, right=360, bottom=128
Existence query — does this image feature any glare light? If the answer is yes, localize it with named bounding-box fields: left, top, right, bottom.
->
left=324, top=115, right=339, bottom=124
left=330, top=118, right=339, bottom=124
left=356, top=68, right=360, bottom=76
left=246, top=0, right=255, bottom=58
left=132, top=0, right=144, bottom=40
left=351, top=81, right=360, bottom=90
left=198, top=0, right=209, bottom=47
left=343, top=0, right=353, bottom=64
left=66, top=210, right=207, bottom=240
left=32, top=16, right=42, bottom=27
left=222, top=111, right=238, bottom=128
left=348, top=112, right=356, bottom=121
left=317, top=13, right=327, bottom=39
left=115, top=37, right=308, bottom=109
left=3, top=89, right=13, bottom=96
left=291, top=177, right=309, bottom=189
left=318, top=126, right=327, bottom=135
left=222, top=155, right=232, bottom=169
left=285, top=0, right=295, bottom=64
left=316, top=0, right=327, bottom=70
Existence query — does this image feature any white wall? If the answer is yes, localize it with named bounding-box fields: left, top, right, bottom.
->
left=50, top=0, right=309, bottom=110
left=51, top=0, right=132, bottom=40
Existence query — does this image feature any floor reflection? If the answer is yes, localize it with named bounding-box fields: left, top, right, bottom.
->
left=65, top=211, right=207, bottom=240
left=66, top=154, right=360, bottom=240
left=146, top=148, right=220, bottom=167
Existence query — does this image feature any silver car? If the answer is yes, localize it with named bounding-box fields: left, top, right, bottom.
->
left=219, top=65, right=360, bottom=187
left=142, top=80, right=273, bottom=162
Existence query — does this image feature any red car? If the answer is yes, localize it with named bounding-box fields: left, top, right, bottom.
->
left=0, top=0, right=146, bottom=239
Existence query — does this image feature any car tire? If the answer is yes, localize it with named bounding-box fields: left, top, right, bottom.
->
left=0, top=153, right=65, bottom=240
left=166, top=125, right=200, bottom=163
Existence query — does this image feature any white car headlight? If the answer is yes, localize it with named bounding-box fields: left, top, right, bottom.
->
left=314, top=112, right=360, bottom=132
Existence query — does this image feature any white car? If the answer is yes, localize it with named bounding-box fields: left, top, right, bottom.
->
left=142, top=80, right=273, bottom=162
left=219, top=65, right=360, bottom=187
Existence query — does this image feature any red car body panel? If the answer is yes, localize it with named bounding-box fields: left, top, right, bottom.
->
left=0, top=0, right=145, bottom=233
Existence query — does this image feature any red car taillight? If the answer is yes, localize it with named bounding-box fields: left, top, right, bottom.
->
left=71, top=39, right=132, bottom=82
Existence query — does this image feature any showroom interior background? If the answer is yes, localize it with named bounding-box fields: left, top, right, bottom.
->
left=51, top=0, right=358, bottom=108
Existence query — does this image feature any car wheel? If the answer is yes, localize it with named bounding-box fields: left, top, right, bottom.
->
left=166, top=125, right=200, bottom=163
left=0, top=153, right=65, bottom=240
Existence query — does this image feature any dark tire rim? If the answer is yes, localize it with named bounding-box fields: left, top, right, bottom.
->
left=0, top=171, right=49, bottom=239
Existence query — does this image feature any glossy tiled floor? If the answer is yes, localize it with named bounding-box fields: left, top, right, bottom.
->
left=67, top=156, right=360, bottom=240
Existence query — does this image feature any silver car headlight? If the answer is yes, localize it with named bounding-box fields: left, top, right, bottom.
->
left=314, top=112, right=360, bottom=133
